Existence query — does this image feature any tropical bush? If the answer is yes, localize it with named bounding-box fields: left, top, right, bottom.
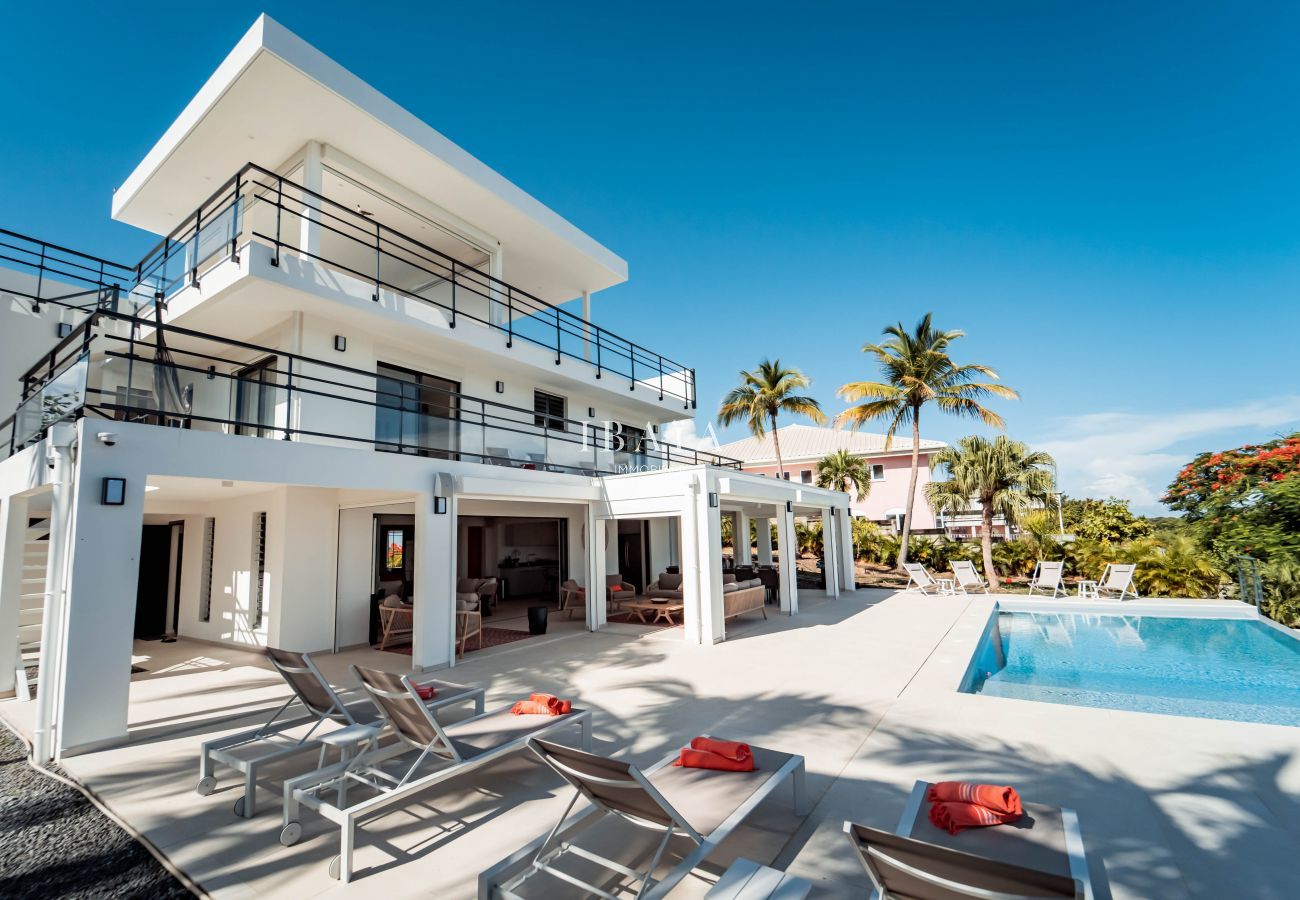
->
left=1261, top=559, right=1300, bottom=626
left=991, top=539, right=1038, bottom=578
left=1061, top=497, right=1151, bottom=546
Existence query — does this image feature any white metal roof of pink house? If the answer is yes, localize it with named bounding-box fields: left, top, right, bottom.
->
left=715, top=424, right=946, bottom=465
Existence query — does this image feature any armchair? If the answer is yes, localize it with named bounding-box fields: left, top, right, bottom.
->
left=456, top=592, right=483, bottom=656
left=605, top=574, right=636, bottom=611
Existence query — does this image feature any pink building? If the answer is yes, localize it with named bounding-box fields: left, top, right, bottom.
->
left=716, top=425, right=947, bottom=532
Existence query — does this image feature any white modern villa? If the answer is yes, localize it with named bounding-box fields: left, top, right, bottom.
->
left=0, top=15, right=854, bottom=761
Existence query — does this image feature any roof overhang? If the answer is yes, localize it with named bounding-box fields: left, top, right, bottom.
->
left=111, top=15, right=627, bottom=303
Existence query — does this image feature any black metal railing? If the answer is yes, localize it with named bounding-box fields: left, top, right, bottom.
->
left=0, top=229, right=133, bottom=309
left=124, top=163, right=698, bottom=408
left=5, top=307, right=738, bottom=474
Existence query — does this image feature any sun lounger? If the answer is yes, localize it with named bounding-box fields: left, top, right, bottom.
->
left=951, top=561, right=989, bottom=595
left=195, top=648, right=482, bottom=818
left=844, top=778, right=1097, bottom=899
left=280, top=666, right=590, bottom=883
left=903, top=563, right=941, bottom=595
left=1028, top=561, right=1067, bottom=598
left=1095, top=564, right=1138, bottom=601
left=480, top=737, right=806, bottom=900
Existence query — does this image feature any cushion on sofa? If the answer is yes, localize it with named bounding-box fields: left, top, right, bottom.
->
left=657, top=573, right=684, bottom=590
left=456, top=578, right=481, bottom=594
left=647, top=588, right=684, bottom=601
left=723, top=582, right=738, bottom=592
left=722, top=573, right=737, bottom=584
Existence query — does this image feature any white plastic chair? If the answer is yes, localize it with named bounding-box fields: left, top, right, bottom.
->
left=903, top=563, right=941, bottom=595
left=951, top=560, right=989, bottom=595
left=1028, top=561, right=1067, bottom=598
left=1096, top=563, right=1138, bottom=600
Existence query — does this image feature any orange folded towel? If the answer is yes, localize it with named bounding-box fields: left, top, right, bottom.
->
left=688, top=737, right=752, bottom=765
left=929, top=801, right=1022, bottom=835
left=926, top=782, right=1023, bottom=816
left=674, top=748, right=755, bottom=771
left=529, top=692, right=573, bottom=714
left=510, top=694, right=573, bottom=716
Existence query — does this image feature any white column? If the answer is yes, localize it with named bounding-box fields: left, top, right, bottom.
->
left=54, top=452, right=143, bottom=755
left=755, top=516, right=773, bottom=565
left=299, top=140, right=323, bottom=258
left=735, top=510, right=752, bottom=566
left=268, top=488, right=338, bottom=652
left=586, top=510, right=607, bottom=631
left=0, top=494, right=30, bottom=695
left=777, top=506, right=798, bottom=615
left=681, top=478, right=724, bottom=645
left=838, top=509, right=857, bottom=592
left=582, top=290, right=593, bottom=361
left=413, top=489, right=456, bottom=671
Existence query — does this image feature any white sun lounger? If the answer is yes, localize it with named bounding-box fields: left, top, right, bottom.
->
left=280, top=665, right=591, bottom=883
left=951, top=560, right=989, bottom=595
left=1096, top=563, right=1138, bottom=601
left=195, top=647, right=482, bottom=818
left=1028, top=561, right=1067, bottom=598
left=903, top=563, right=941, bottom=595
left=480, top=737, right=806, bottom=900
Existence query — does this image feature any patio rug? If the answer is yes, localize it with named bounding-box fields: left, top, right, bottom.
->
left=379, top=627, right=535, bottom=655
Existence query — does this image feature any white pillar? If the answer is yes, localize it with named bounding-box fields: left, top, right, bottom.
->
left=777, top=506, right=798, bottom=615
left=735, top=510, right=752, bottom=566
left=582, top=290, right=593, bottom=361
left=268, top=488, right=338, bottom=652
left=838, top=509, right=857, bottom=592
left=299, top=140, right=323, bottom=258
left=755, top=516, right=773, bottom=565
left=54, top=446, right=143, bottom=756
left=682, top=477, right=724, bottom=644
left=586, top=510, right=607, bottom=631
left=413, top=488, right=455, bottom=671
left=0, top=494, right=30, bottom=695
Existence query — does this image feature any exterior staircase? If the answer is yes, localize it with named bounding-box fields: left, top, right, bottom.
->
left=14, top=516, right=49, bottom=701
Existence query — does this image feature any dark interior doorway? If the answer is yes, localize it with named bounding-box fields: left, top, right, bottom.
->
left=135, top=525, right=172, bottom=639
left=467, top=526, right=484, bottom=578
left=617, top=521, right=651, bottom=592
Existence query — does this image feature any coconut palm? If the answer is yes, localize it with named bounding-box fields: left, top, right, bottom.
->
left=718, top=358, right=827, bottom=477
left=835, top=314, right=1017, bottom=567
left=927, top=435, right=1055, bottom=590
left=815, top=449, right=872, bottom=501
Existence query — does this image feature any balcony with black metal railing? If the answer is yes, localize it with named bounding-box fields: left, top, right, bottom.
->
left=1, top=302, right=738, bottom=476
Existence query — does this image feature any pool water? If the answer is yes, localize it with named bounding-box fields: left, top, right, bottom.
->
left=965, top=612, right=1300, bottom=726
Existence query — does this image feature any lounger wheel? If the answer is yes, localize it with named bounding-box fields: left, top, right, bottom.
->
left=279, top=822, right=302, bottom=846
left=195, top=776, right=216, bottom=796
left=328, top=856, right=341, bottom=880
left=233, top=797, right=246, bottom=817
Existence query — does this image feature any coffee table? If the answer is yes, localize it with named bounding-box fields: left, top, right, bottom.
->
left=623, top=599, right=684, bottom=625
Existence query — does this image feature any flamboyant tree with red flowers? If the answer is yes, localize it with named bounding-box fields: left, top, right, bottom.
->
left=1164, top=433, right=1300, bottom=565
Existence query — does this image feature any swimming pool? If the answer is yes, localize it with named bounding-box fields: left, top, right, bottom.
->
left=964, top=611, right=1300, bottom=726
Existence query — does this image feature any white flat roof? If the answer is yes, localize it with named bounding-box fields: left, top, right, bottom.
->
left=111, top=15, right=627, bottom=302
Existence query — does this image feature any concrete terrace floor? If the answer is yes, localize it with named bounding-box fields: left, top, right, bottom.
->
left=3, top=591, right=1299, bottom=899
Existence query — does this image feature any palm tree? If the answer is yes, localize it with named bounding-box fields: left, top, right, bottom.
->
left=927, top=435, right=1055, bottom=590
left=835, top=314, right=1017, bottom=567
left=815, top=449, right=872, bottom=501
left=718, top=359, right=826, bottom=477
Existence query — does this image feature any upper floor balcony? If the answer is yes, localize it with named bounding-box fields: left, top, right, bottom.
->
left=1, top=302, right=737, bottom=476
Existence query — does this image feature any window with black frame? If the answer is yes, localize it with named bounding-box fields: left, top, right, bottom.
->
left=234, top=357, right=278, bottom=437
left=375, top=363, right=460, bottom=458
left=612, top=422, right=650, bottom=471
left=533, top=390, right=566, bottom=431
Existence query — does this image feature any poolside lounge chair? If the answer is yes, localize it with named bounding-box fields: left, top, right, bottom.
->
left=480, top=737, right=806, bottom=900
left=951, top=560, right=989, bottom=595
left=1095, top=563, right=1138, bottom=601
left=281, top=665, right=591, bottom=883
left=195, top=648, right=478, bottom=818
left=903, top=563, right=941, bottom=595
left=1028, top=561, right=1067, bottom=598
left=843, top=823, right=1085, bottom=899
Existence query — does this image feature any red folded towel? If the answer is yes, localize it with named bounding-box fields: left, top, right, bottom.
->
left=674, top=748, right=755, bottom=771
left=929, top=801, right=1022, bottom=835
left=510, top=700, right=551, bottom=715
left=688, top=737, right=752, bottom=765
left=413, top=683, right=437, bottom=701
left=927, top=782, right=1023, bottom=816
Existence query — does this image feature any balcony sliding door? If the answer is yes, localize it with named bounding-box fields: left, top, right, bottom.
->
left=375, top=363, right=459, bottom=459
left=234, top=356, right=278, bottom=438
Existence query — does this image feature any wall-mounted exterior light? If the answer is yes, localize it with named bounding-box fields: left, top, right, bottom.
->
left=101, top=477, right=126, bottom=506
left=785, top=500, right=793, bottom=513
left=587, top=406, right=595, bottom=418
left=206, top=365, right=216, bottom=380
left=334, top=335, right=347, bottom=352
left=708, top=492, right=719, bottom=508
left=57, top=322, right=72, bottom=338
left=495, top=381, right=505, bottom=394
left=433, top=496, right=448, bottom=515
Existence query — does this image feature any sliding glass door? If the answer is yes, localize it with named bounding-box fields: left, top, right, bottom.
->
left=234, top=356, right=278, bottom=437
left=375, top=363, right=459, bottom=458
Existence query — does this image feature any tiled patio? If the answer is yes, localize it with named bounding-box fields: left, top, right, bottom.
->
left=2, top=591, right=1297, bottom=899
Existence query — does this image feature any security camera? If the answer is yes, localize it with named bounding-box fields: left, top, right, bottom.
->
left=96, top=432, right=117, bottom=447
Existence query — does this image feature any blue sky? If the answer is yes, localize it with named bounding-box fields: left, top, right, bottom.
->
left=4, top=2, right=1300, bottom=512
